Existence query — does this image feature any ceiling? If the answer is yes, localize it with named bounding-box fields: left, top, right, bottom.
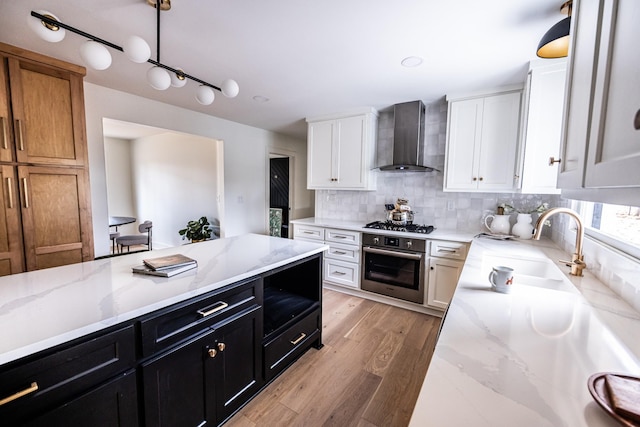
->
left=0, top=0, right=566, bottom=140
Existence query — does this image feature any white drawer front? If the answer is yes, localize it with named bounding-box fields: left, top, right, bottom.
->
left=324, top=259, right=360, bottom=288
left=293, top=225, right=325, bottom=241
left=430, top=240, right=468, bottom=260
left=326, top=242, right=360, bottom=262
left=325, top=228, right=361, bottom=246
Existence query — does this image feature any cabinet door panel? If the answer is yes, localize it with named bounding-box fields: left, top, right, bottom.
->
left=307, top=120, right=335, bottom=188
left=427, top=257, right=463, bottom=310
left=18, top=166, right=93, bottom=270
left=558, top=0, right=602, bottom=188
left=213, top=306, right=263, bottom=424
left=0, top=57, right=14, bottom=163
left=477, top=92, right=521, bottom=190
left=7, top=58, right=86, bottom=166
left=585, top=0, right=640, bottom=187
left=336, top=115, right=366, bottom=187
left=0, top=165, right=23, bottom=275
left=24, top=371, right=138, bottom=427
left=445, top=99, right=483, bottom=190
left=142, top=331, right=214, bottom=427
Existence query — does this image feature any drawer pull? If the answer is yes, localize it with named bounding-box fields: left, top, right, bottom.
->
left=334, top=235, right=347, bottom=239
left=333, top=250, right=347, bottom=255
left=303, top=231, right=316, bottom=234
left=290, top=332, right=306, bottom=345
left=332, top=271, right=346, bottom=276
left=197, top=301, right=228, bottom=317
left=437, top=248, right=457, bottom=254
left=0, top=117, right=7, bottom=150
left=0, top=382, right=39, bottom=406
left=15, top=120, right=24, bottom=151
left=208, top=348, right=217, bottom=358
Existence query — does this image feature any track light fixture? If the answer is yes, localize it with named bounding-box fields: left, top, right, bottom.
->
left=537, top=1, right=573, bottom=58
left=28, top=1, right=238, bottom=105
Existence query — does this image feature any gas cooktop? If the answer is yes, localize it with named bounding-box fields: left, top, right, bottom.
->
left=364, top=221, right=435, bottom=234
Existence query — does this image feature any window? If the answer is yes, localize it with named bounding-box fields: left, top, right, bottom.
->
left=574, top=200, right=640, bottom=259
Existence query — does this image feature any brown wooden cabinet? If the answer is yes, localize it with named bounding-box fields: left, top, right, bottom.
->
left=0, top=43, right=93, bottom=275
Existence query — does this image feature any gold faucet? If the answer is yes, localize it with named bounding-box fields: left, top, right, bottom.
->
left=532, top=207, right=586, bottom=276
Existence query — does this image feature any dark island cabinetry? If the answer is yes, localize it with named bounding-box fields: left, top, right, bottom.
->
left=0, top=251, right=323, bottom=427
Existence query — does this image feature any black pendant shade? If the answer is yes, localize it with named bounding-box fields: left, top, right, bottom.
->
left=537, top=16, right=571, bottom=58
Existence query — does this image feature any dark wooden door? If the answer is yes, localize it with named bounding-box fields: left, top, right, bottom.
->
left=142, top=330, right=216, bottom=427
left=212, top=306, right=263, bottom=425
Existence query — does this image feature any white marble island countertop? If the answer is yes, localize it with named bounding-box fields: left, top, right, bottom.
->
left=409, top=237, right=640, bottom=427
left=0, top=234, right=327, bottom=366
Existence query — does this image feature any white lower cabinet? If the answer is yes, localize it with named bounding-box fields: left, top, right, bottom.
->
left=293, top=224, right=361, bottom=289
left=426, top=240, right=468, bottom=310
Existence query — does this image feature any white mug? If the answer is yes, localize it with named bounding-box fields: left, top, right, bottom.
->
left=489, top=266, right=514, bottom=293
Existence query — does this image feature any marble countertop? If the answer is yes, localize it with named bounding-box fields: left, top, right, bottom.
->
left=290, top=217, right=476, bottom=242
left=409, top=237, right=640, bottom=427
left=0, top=234, right=327, bottom=366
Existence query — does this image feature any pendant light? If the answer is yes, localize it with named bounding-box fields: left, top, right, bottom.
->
left=28, top=0, right=239, bottom=105
left=537, top=1, right=572, bottom=58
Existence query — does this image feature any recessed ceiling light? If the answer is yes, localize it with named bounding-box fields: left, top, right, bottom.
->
left=253, top=95, right=270, bottom=102
left=401, top=56, right=423, bottom=67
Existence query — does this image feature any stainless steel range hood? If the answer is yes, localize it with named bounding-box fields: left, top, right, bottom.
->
left=379, top=100, right=439, bottom=172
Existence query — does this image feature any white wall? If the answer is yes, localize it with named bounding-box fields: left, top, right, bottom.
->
left=132, top=132, right=221, bottom=248
left=84, top=83, right=306, bottom=257
left=104, top=136, right=137, bottom=236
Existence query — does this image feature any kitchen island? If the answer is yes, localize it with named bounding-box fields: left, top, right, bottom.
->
left=0, top=234, right=327, bottom=426
left=409, top=237, right=640, bottom=427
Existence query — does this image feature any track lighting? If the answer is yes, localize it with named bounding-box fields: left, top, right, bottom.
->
left=28, top=1, right=238, bottom=105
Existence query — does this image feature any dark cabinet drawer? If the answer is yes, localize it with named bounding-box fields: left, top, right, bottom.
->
left=140, top=277, right=262, bottom=357
left=263, top=306, right=320, bottom=381
left=0, top=324, right=136, bottom=425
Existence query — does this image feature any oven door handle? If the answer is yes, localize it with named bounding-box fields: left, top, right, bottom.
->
left=363, top=246, right=423, bottom=260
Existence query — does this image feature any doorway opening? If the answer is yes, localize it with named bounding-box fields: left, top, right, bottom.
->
left=269, top=156, right=290, bottom=238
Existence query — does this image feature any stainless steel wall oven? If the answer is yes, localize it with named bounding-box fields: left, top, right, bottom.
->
left=361, top=233, right=426, bottom=304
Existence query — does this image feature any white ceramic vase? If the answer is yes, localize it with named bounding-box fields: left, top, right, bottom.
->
left=512, top=213, right=534, bottom=239
left=484, top=214, right=511, bottom=235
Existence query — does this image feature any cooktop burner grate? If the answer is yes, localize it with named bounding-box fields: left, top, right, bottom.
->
left=364, top=221, right=434, bottom=234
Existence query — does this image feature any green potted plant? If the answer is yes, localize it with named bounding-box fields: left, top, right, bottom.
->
left=178, top=216, right=212, bottom=242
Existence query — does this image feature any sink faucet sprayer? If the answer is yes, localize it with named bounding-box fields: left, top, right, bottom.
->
left=532, top=207, right=586, bottom=276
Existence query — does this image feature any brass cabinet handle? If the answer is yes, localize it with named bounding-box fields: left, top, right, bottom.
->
left=0, top=117, right=7, bottom=150
left=208, top=348, right=217, bottom=358
left=0, top=382, right=39, bottom=406
left=549, top=156, right=562, bottom=166
left=472, top=177, right=477, bottom=181
left=635, top=109, right=640, bottom=130
left=437, top=248, right=457, bottom=254
left=21, top=178, right=29, bottom=208
left=6, top=177, right=13, bottom=209
left=196, top=301, right=228, bottom=317
left=290, top=332, right=306, bottom=346
left=15, top=120, right=24, bottom=151
left=479, top=177, right=484, bottom=181
left=217, top=342, right=225, bottom=352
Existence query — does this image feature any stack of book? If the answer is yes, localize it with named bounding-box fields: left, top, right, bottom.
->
left=132, top=254, right=198, bottom=277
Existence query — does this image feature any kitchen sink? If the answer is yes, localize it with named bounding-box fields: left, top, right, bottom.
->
left=482, top=253, right=571, bottom=292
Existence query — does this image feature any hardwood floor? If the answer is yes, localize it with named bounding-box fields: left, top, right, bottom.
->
left=226, top=289, right=441, bottom=427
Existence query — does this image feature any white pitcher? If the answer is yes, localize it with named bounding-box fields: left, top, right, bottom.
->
left=484, top=214, right=511, bottom=235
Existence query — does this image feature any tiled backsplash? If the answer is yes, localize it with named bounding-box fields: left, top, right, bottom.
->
left=315, top=99, right=559, bottom=232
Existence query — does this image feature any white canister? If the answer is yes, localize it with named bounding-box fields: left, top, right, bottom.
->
left=512, top=213, right=535, bottom=239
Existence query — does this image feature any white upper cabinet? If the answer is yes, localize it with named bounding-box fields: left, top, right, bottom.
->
left=444, top=88, right=522, bottom=192
left=584, top=0, right=640, bottom=188
left=306, top=109, right=377, bottom=190
left=519, top=60, right=567, bottom=194
left=559, top=0, right=640, bottom=196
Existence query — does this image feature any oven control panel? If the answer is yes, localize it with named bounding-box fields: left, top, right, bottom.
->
left=362, top=233, right=426, bottom=253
